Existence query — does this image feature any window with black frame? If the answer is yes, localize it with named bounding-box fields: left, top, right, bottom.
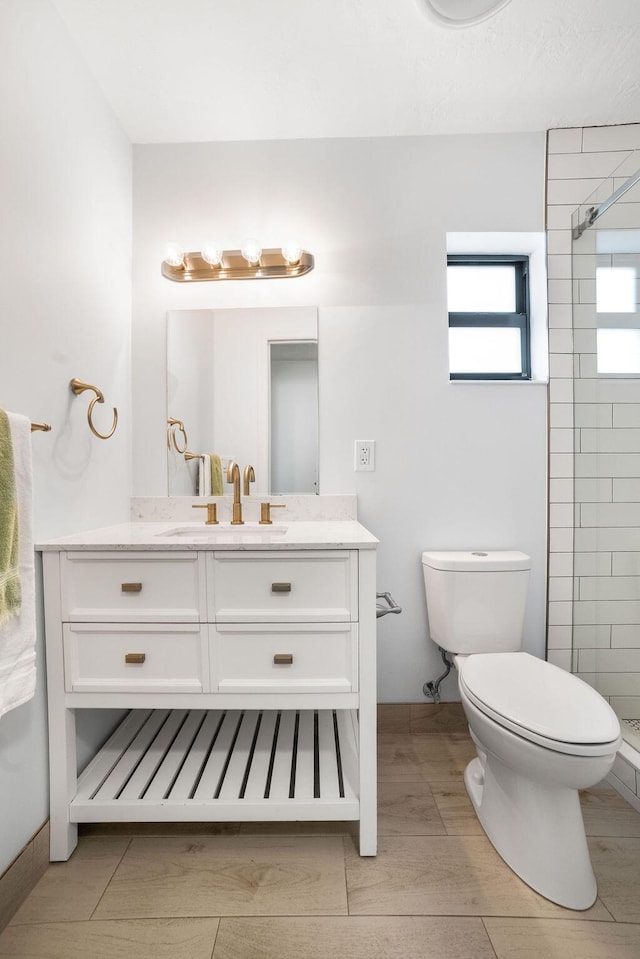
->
left=447, top=254, right=531, bottom=380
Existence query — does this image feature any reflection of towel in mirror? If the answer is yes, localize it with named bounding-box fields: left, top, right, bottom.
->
left=198, top=455, right=212, bottom=496
left=210, top=454, right=223, bottom=496
left=0, top=410, right=36, bottom=717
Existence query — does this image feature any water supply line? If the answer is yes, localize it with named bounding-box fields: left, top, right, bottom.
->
left=423, top=647, right=455, bottom=703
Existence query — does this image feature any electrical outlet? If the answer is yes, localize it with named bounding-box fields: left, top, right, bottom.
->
left=355, top=440, right=375, bottom=471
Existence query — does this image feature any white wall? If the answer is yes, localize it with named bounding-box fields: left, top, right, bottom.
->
left=132, top=132, right=548, bottom=703
left=0, top=0, right=131, bottom=874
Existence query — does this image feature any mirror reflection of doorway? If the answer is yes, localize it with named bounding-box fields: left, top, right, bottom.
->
left=270, top=341, right=319, bottom=494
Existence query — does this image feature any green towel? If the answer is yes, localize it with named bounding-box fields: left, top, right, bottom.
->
left=0, top=410, right=21, bottom=624
left=210, top=454, right=224, bottom=496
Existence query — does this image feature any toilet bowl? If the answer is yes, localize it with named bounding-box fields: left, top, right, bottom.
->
left=422, top=550, right=622, bottom=910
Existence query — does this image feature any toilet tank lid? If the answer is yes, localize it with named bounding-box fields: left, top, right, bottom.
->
left=421, top=550, right=531, bottom=572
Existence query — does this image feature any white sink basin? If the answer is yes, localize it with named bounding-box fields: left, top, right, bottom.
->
left=161, top=523, right=288, bottom=538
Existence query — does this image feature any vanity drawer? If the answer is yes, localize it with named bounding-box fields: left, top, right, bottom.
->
left=60, top=551, right=206, bottom=622
left=63, top=623, right=209, bottom=693
left=209, top=550, right=358, bottom=622
left=210, top=623, right=358, bottom=693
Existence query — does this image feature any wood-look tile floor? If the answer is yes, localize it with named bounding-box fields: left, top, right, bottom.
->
left=3, top=722, right=640, bottom=958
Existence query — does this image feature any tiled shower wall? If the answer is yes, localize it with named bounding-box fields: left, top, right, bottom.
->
left=546, top=122, right=640, bottom=806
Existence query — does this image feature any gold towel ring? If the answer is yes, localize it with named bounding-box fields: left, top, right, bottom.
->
left=70, top=378, right=118, bottom=440
left=167, top=417, right=188, bottom=453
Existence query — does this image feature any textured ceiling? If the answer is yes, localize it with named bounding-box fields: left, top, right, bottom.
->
left=50, top=0, right=640, bottom=143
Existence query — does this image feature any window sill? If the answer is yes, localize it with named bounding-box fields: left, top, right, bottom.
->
left=449, top=378, right=549, bottom=385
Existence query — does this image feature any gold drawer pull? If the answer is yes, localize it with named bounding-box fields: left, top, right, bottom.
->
left=125, top=653, right=146, bottom=664
left=121, top=582, right=142, bottom=593
left=273, top=653, right=293, bottom=666
left=271, top=582, right=291, bottom=593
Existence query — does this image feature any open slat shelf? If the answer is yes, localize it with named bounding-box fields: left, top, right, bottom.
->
left=71, top=707, right=360, bottom=823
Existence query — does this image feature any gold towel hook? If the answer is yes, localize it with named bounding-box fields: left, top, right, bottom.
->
left=167, top=417, right=188, bottom=453
left=30, top=422, right=52, bottom=432
left=70, top=378, right=118, bottom=440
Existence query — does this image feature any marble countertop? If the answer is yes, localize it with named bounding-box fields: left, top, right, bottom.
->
left=36, top=520, right=379, bottom=552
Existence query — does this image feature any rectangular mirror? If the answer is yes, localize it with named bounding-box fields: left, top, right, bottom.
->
left=167, top=307, right=318, bottom=496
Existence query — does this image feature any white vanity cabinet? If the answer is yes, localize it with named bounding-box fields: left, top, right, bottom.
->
left=41, top=525, right=377, bottom=862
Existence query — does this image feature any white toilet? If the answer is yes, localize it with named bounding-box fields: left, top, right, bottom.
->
left=422, top=549, right=622, bottom=911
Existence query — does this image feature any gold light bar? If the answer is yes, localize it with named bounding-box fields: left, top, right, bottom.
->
left=161, top=248, right=314, bottom=283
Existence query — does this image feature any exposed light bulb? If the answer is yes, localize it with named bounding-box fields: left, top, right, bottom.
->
left=201, top=244, right=224, bottom=267
left=241, top=238, right=262, bottom=265
left=281, top=242, right=303, bottom=265
left=163, top=243, right=185, bottom=268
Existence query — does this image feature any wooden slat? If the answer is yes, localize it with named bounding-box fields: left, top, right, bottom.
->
left=336, top=709, right=359, bottom=800
left=144, top=710, right=207, bottom=799
left=293, top=709, right=315, bottom=800
left=118, top=710, right=189, bottom=799
left=242, top=710, right=279, bottom=800
left=217, top=711, right=261, bottom=800
left=76, top=710, right=152, bottom=800
left=193, top=710, right=243, bottom=799
left=317, top=709, right=341, bottom=800
left=91, top=711, right=170, bottom=801
left=268, top=710, right=296, bottom=799
left=167, top=710, right=224, bottom=799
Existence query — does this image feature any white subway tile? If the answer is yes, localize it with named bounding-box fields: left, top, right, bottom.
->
left=571, top=303, right=597, bottom=329
left=573, top=623, right=612, bottom=648
left=610, top=695, right=640, bottom=719
left=579, top=353, right=597, bottom=378
left=593, top=599, right=640, bottom=624
left=549, top=403, right=573, bottom=429
left=576, top=526, right=640, bottom=551
left=549, top=378, right=574, bottom=404
left=549, top=526, right=574, bottom=552
left=548, top=576, right=573, bottom=601
left=549, top=428, right=574, bottom=454
left=582, top=124, right=640, bottom=153
left=547, top=127, right=583, bottom=154
left=614, top=478, right=640, bottom=502
left=614, top=405, right=640, bottom=428
left=548, top=330, right=573, bottom=354
left=590, top=674, right=640, bottom=696
left=547, top=303, right=573, bottom=328
left=574, top=478, right=613, bottom=502
left=613, top=553, right=640, bottom=576
left=579, top=575, right=640, bottom=601
left=546, top=230, right=572, bottom=256
left=580, top=452, right=640, bottom=476
left=612, top=625, right=640, bottom=648
left=574, top=378, right=598, bottom=403
left=549, top=550, right=573, bottom=576
left=546, top=254, right=571, bottom=280
left=574, top=404, right=613, bottom=428
left=547, top=648, right=572, bottom=671
left=547, top=178, right=604, bottom=206
left=578, top=278, right=596, bottom=304
left=550, top=502, right=574, bottom=527
left=592, top=381, right=640, bottom=403
left=574, top=552, right=612, bottom=577
left=550, top=477, right=574, bottom=503
left=573, top=600, right=597, bottom=625
left=547, top=624, right=572, bottom=649
left=549, top=353, right=574, bottom=379
left=548, top=600, right=573, bottom=625
left=573, top=329, right=597, bottom=353
left=580, top=502, right=640, bottom=528
left=549, top=452, right=573, bottom=478
left=548, top=278, right=573, bottom=304
left=546, top=204, right=575, bottom=230
left=547, top=150, right=630, bottom=179
left=580, top=428, right=640, bottom=454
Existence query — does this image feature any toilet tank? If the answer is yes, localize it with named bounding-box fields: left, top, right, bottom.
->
left=422, top=550, right=531, bottom=655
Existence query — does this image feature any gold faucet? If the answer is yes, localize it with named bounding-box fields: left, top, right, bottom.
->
left=243, top=464, right=255, bottom=496
left=226, top=461, right=244, bottom=525
left=192, top=502, right=218, bottom=525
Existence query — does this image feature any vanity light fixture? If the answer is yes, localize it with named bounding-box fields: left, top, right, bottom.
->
left=240, top=238, right=262, bottom=266
left=161, top=242, right=314, bottom=282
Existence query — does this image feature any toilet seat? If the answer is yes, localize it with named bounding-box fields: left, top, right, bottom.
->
left=458, top=652, right=621, bottom=758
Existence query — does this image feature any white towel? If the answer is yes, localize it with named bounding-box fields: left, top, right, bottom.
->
left=0, top=413, right=36, bottom=717
left=197, top=454, right=212, bottom=497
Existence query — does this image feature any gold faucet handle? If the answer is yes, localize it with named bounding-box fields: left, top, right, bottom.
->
left=192, top=502, right=218, bottom=525
left=259, top=502, right=286, bottom=525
